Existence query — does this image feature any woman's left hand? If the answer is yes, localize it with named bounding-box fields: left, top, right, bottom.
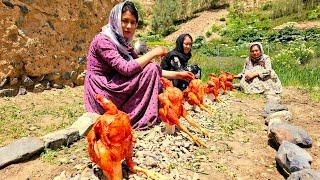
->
left=176, top=71, right=195, bottom=81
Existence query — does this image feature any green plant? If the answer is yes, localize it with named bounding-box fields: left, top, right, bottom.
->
left=290, top=42, right=315, bottom=64
left=193, top=36, right=205, bottom=49
left=268, top=27, right=303, bottom=43
left=205, top=31, right=212, bottom=38
left=132, top=0, right=147, bottom=28
left=261, top=1, right=273, bottom=11
left=41, top=149, right=58, bottom=164
left=211, top=24, right=221, bottom=32
left=272, top=49, right=300, bottom=69
left=219, top=17, right=226, bottom=21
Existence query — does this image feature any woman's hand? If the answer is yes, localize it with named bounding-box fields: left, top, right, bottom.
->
left=151, top=46, right=169, bottom=58
left=176, top=71, right=195, bottom=81
left=245, top=71, right=258, bottom=80
left=136, top=46, right=168, bottom=68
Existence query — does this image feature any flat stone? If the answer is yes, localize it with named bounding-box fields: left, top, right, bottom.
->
left=265, top=111, right=292, bottom=125
left=0, top=137, right=44, bottom=169
left=74, top=72, right=86, bottom=86
left=9, top=77, right=19, bottom=86
left=42, top=128, right=80, bottom=150
left=71, top=112, right=101, bottom=137
left=52, top=83, right=64, bottom=89
left=33, top=83, right=45, bottom=93
left=287, top=169, right=320, bottom=180
left=0, top=88, right=18, bottom=97
left=0, top=77, right=9, bottom=88
left=276, top=141, right=312, bottom=174
left=265, top=93, right=281, bottom=104
left=77, top=56, right=86, bottom=65
left=70, top=71, right=77, bottom=80
left=18, top=87, right=27, bottom=95
left=268, top=123, right=312, bottom=148
left=262, top=102, right=288, bottom=118
left=22, top=75, right=34, bottom=87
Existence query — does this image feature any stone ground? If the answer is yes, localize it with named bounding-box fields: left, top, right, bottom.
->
left=0, top=86, right=319, bottom=180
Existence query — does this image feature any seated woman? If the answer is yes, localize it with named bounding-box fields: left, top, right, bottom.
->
left=84, top=1, right=194, bottom=130
left=160, top=34, right=201, bottom=90
left=239, top=42, right=282, bottom=94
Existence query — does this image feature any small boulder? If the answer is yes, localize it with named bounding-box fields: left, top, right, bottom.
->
left=276, top=141, right=312, bottom=174
left=287, top=169, right=320, bottom=180
left=268, top=123, right=312, bottom=148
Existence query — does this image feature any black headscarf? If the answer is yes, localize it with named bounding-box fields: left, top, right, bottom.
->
left=161, top=34, right=193, bottom=70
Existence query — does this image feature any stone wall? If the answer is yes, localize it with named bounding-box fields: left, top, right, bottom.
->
left=0, top=0, right=121, bottom=96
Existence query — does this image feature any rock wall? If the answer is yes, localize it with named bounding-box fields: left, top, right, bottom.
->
left=0, top=0, right=121, bottom=96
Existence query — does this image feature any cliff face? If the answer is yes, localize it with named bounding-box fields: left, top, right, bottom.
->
left=0, top=0, right=120, bottom=95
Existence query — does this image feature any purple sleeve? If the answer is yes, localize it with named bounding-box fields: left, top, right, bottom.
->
left=96, top=38, right=142, bottom=77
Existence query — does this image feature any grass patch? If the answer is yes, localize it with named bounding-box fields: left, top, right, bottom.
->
left=0, top=87, right=85, bottom=146
left=40, top=149, right=58, bottom=165
left=190, top=53, right=245, bottom=82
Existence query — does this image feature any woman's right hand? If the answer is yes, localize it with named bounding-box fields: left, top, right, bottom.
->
left=151, top=47, right=169, bottom=58
left=176, top=71, right=195, bottom=81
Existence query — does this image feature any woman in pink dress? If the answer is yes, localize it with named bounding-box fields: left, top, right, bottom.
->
left=84, top=1, right=194, bottom=130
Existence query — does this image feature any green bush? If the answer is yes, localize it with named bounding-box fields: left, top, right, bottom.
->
left=261, top=1, right=273, bottom=11
left=272, top=49, right=300, bottom=69
left=205, top=31, right=212, bottom=38
left=268, top=27, right=303, bottom=43
left=221, top=12, right=270, bottom=43
left=132, top=0, right=147, bottom=28
left=193, top=36, right=205, bottom=49
left=290, top=42, right=315, bottom=64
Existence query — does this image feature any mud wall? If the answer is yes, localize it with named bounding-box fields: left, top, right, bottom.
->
left=0, top=0, right=121, bottom=96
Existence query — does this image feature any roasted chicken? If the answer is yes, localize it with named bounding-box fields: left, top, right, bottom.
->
left=183, top=79, right=213, bottom=114
left=87, top=94, right=164, bottom=180
left=206, top=73, right=222, bottom=102
left=159, top=78, right=209, bottom=147
left=219, top=71, right=237, bottom=94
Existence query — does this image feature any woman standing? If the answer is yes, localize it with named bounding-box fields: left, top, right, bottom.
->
left=84, top=1, right=194, bottom=130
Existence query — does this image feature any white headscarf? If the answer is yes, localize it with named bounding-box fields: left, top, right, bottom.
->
left=100, top=1, right=136, bottom=60
left=245, top=42, right=268, bottom=70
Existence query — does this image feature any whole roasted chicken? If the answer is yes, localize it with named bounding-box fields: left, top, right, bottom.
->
left=219, top=71, right=237, bottom=94
left=206, top=73, right=221, bottom=102
left=159, top=78, right=209, bottom=147
left=183, top=79, right=213, bottom=114
left=87, top=94, right=164, bottom=180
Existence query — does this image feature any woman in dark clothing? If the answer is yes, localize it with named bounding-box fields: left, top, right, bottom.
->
left=161, top=34, right=201, bottom=90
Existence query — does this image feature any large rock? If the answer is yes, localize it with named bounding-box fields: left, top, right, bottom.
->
left=287, top=169, right=320, bottom=180
left=265, top=111, right=292, bottom=126
left=71, top=112, right=101, bottom=137
left=42, top=128, right=80, bottom=150
left=276, top=141, right=312, bottom=174
left=0, top=137, right=44, bottom=169
left=262, top=102, right=288, bottom=118
left=265, top=93, right=281, bottom=104
left=268, top=123, right=312, bottom=148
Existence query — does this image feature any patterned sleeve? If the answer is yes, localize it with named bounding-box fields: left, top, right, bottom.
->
left=96, top=38, right=142, bottom=77
left=170, top=57, right=184, bottom=71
